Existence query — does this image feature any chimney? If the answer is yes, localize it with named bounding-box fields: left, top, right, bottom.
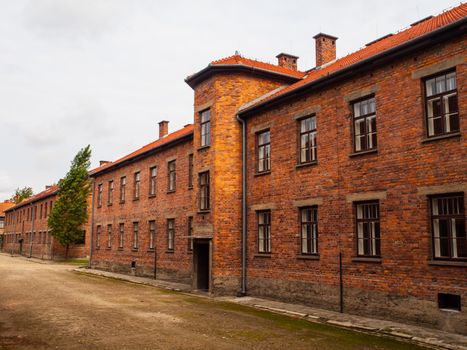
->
left=313, top=33, right=338, bottom=67
left=158, top=120, right=169, bottom=139
left=45, top=185, right=52, bottom=190
left=276, top=53, right=299, bottom=71
left=99, top=160, right=110, bottom=166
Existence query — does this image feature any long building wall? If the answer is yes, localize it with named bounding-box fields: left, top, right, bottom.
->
left=2, top=189, right=90, bottom=260
left=244, top=36, right=466, bottom=334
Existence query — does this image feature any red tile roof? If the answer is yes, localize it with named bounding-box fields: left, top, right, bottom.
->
left=90, top=124, right=194, bottom=176
left=210, top=55, right=305, bottom=79
left=6, top=185, right=59, bottom=212
left=240, top=3, right=467, bottom=112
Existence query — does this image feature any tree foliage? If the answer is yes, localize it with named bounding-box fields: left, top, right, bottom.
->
left=48, top=145, right=92, bottom=258
left=12, top=187, right=34, bottom=204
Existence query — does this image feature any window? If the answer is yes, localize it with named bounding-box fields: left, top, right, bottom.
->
left=120, top=176, right=126, bottom=203
left=300, top=207, right=318, bottom=255
left=355, top=201, right=380, bottom=257
left=97, top=184, right=103, bottom=207
left=257, top=130, right=270, bottom=173
left=299, top=116, right=317, bottom=164
left=149, top=167, right=157, bottom=196
left=107, top=224, right=112, bottom=249
left=188, top=154, right=194, bottom=189
left=149, top=220, right=156, bottom=250
left=118, top=223, right=124, bottom=249
left=133, top=222, right=139, bottom=249
left=352, top=96, right=377, bottom=152
left=199, top=171, right=210, bottom=211
left=44, top=202, right=48, bottom=217
left=200, top=109, right=211, bottom=147
left=430, top=194, right=465, bottom=260
left=188, top=216, right=193, bottom=251
left=425, top=71, right=459, bottom=137
left=96, top=225, right=101, bottom=248
left=167, top=219, right=175, bottom=251
left=40, top=204, right=43, bottom=219
left=168, top=160, right=176, bottom=191
left=108, top=180, right=114, bottom=205
left=257, top=211, right=271, bottom=253
left=438, top=293, right=461, bottom=311
left=134, top=172, right=141, bottom=200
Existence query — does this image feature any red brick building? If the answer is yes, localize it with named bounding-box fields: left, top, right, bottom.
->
left=1, top=186, right=90, bottom=259
left=89, top=5, right=466, bottom=334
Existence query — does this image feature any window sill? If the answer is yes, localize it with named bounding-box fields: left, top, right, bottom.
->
left=148, top=194, right=156, bottom=198
left=106, top=247, right=112, bottom=250
left=428, top=260, right=467, bottom=267
left=147, top=249, right=155, bottom=252
left=119, top=201, right=125, bottom=204
left=198, top=210, right=211, bottom=214
left=297, top=254, right=319, bottom=260
left=117, top=248, right=123, bottom=251
left=349, top=149, right=378, bottom=158
left=167, top=190, right=176, bottom=194
left=296, top=161, right=318, bottom=169
left=254, top=171, right=271, bottom=177
left=197, top=145, right=210, bottom=152
left=107, top=203, right=113, bottom=207
left=97, top=205, right=102, bottom=209
left=352, top=257, right=381, bottom=263
left=133, top=198, right=140, bottom=202
left=254, top=253, right=272, bottom=258
left=421, top=132, right=461, bottom=143
left=166, top=250, right=174, bottom=254
left=187, top=250, right=193, bottom=254
left=188, top=186, right=193, bottom=190
left=131, top=248, right=139, bottom=252
left=95, top=247, right=100, bottom=250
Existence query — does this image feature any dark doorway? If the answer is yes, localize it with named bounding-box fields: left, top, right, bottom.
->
left=19, top=239, right=23, bottom=255
left=193, top=240, right=210, bottom=291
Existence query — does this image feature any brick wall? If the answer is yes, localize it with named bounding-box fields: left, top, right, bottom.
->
left=2, top=194, right=90, bottom=260
left=91, top=137, right=194, bottom=283
left=244, top=35, right=466, bottom=334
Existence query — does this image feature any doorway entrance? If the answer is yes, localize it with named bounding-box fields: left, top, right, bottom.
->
left=19, top=239, right=23, bottom=255
left=193, top=239, right=210, bottom=291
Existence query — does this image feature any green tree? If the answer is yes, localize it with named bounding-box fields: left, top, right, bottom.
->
left=48, top=145, right=92, bottom=259
left=12, top=186, right=34, bottom=204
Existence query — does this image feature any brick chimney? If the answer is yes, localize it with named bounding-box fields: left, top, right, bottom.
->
left=313, top=33, right=338, bottom=67
left=45, top=185, right=52, bottom=190
left=99, top=160, right=110, bottom=166
left=159, top=120, right=169, bottom=139
left=276, top=53, right=299, bottom=71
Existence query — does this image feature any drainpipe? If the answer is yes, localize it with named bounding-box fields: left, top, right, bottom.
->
left=89, top=178, right=96, bottom=268
left=12, top=209, right=16, bottom=255
left=236, top=114, right=248, bottom=296
left=29, top=204, right=35, bottom=258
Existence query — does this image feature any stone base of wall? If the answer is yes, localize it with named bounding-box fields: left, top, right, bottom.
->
left=212, top=276, right=241, bottom=296
left=246, top=277, right=467, bottom=335
left=91, top=260, right=191, bottom=285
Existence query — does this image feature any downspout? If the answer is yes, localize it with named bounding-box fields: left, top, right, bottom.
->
left=236, top=113, right=247, bottom=296
left=29, top=204, right=35, bottom=258
left=89, top=178, right=96, bottom=268
left=12, top=209, right=16, bottom=255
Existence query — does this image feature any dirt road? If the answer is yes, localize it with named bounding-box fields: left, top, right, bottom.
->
left=0, top=254, right=427, bottom=350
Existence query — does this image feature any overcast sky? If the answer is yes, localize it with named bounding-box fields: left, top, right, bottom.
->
left=0, top=0, right=458, bottom=199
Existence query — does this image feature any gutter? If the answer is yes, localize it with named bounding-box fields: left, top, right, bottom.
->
left=239, top=16, right=467, bottom=116
left=236, top=113, right=248, bottom=296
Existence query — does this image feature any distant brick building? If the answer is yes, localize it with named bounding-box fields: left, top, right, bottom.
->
left=1, top=186, right=90, bottom=259
left=0, top=201, right=14, bottom=243
left=89, top=5, right=466, bottom=334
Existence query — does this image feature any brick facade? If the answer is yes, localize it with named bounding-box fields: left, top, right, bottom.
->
left=86, top=5, right=465, bottom=334
left=1, top=187, right=90, bottom=259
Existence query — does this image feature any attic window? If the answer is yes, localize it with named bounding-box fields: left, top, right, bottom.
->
left=438, top=293, right=461, bottom=311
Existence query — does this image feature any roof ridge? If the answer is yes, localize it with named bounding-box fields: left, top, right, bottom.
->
left=90, top=123, right=194, bottom=175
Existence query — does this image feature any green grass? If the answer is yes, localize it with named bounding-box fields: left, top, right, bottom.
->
left=57, top=258, right=89, bottom=266
left=181, top=296, right=429, bottom=350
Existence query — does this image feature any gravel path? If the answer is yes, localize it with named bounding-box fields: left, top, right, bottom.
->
left=0, top=254, right=429, bottom=350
